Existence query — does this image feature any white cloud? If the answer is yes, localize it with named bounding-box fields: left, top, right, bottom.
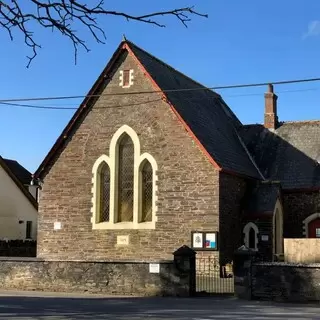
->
left=303, top=20, right=320, bottom=39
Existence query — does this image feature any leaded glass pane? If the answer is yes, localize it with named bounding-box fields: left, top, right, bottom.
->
left=141, top=161, right=153, bottom=222
left=99, top=163, right=110, bottom=222
left=118, top=134, right=134, bottom=222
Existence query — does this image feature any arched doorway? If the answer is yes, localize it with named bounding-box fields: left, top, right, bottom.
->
left=308, top=219, right=320, bottom=238
left=303, top=213, right=320, bottom=238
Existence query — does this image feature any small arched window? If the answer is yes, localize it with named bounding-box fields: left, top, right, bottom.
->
left=117, top=134, right=134, bottom=222
left=248, top=227, right=256, bottom=249
left=141, top=161, right=153, bottom=222
left=98, top=162, right=110, bottom=223
left=243, top=222, right=259, bottom=251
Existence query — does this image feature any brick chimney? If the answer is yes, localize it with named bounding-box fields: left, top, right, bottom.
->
left=264, top=84, right=278, bottom=130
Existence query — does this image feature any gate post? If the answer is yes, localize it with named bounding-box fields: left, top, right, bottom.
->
left=233, top=246, right=257, bottom=300
left=173, top=245, right=196, bottom=297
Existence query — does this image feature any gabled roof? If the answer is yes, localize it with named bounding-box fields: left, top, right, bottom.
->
left=34, top=39, right=262, bottom=180
left=239, top=121, right=320, bottom=189
left=127, top=42, right=262, bottom=179
left=0, top=156, right=38, bottom=209
left=3, top=158, right=32, bottom=185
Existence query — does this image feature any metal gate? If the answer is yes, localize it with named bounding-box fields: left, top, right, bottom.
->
left=196, top=257, right=234, bottom=295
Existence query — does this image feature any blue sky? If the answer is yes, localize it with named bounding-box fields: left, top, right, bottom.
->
left=0, top=0, right=320, bottom=172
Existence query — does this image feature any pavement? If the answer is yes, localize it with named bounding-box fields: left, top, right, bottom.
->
left=0, top=290, right=319, bottom=319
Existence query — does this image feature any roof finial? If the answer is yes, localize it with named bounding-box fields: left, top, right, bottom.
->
left=122, top=34, right=127, bottom=42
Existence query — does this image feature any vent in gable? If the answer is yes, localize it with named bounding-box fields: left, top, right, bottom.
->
left=119, top=69, right=134, bottom=88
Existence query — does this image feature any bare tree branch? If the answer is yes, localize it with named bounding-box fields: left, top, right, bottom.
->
left=0, top=1, right=207, bottom=67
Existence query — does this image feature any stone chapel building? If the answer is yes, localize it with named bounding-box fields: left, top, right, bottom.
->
left=33, top=39, right=320, bottom=264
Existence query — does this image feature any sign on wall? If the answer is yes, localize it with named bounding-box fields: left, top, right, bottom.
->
left=205, top=233, right=217, bottom=249
left=192, top=232, right=203, bottom=249
left=54, top=222, right=61, bottom=230
left=117, top=235, right=129, bottom=245
left=191, top=231, right=218, bottom=251
left=149, top=263, right=160, bottom=274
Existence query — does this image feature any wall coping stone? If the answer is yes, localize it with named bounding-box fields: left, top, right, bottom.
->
left=254, top=262, right=320, bottom=268
left=0, top=257, right=42, bottom=262
left=0, top=257, right=173, bottom=264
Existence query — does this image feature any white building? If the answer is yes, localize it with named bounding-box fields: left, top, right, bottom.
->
left=0, top=156, right=38, bottom=240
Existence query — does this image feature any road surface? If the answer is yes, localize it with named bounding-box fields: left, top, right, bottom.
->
left=0, top=290, right=318, bottom=319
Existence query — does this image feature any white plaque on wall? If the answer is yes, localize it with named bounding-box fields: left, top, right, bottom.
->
left=192, top=232, right=203, bottom=248
left=261, top=235, right=269, bottom=241
left=117, top=235, right=129, bottom=245
left=54, top=222, right=61, bottom=230
left=149, top=263, right=160, bottom=274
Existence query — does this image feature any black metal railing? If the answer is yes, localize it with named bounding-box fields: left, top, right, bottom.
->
left=196, top=257, right=234, bottom=295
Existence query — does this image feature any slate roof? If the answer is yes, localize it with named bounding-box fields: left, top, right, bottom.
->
left=127, top=41, right=262, bottom=179
left=34, top=39, right=262, bottom=180
left=3, top=159, right=32, bottom=185
left=239, top=121, right=320, bottom=189
left=243, top=182, right=281, bottom=216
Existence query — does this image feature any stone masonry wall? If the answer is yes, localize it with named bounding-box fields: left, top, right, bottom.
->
left=0, top=258, right=190, bottom=296
left=219, top=173, right=247, bottom=264
left=282, top=191, right=320, bottom=238
left=252, top=262, right=320, bottom=302
left=37, top=50, right=220, bottom=261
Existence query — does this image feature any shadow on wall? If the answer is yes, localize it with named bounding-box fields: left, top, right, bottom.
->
left=218, top=122, right=320, bottom=266
left=240, top=123, right=320, bottom=192
left=252, top=263, right=320, bottom=303
left=0, top=240, right=36, bottom=257
left=240, top=123, right=320, bottom=241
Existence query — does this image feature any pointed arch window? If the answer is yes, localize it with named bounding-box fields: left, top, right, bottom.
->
left=98, top=162, right=110, bottom=223
left=140, top=160, right=153, bottom=222
left=117, top=134, right=134, bottom=222
left=243, top=222, right=259, bottom=251
left=91, top=125, right=158, bottom=230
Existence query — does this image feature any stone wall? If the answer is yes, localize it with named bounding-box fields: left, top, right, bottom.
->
left=0, top=258, right=191, bottom=296
left=0, top=240, right=36, bottom=257
left=37, top=49, right=220, bottom=261
left=252, top=262, right=320, bottom=302
left=284, top=239, right=320, bottom=263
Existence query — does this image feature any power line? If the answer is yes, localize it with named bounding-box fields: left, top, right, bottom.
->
left=222, top=87, right=320, bottom=98
left=1, top=77, right=320, bottom=103
left=0, top=98, right=164, bottom=110
left=0, top=102, right=77, bottom=110
left=0, top=87, right=318, bottom=111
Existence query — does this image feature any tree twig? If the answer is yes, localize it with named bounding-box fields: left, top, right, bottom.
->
left=0, top=0, right=207, bottom=67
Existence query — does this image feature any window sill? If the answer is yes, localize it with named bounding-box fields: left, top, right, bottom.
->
left=92, top=221, right=155, bottom=230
